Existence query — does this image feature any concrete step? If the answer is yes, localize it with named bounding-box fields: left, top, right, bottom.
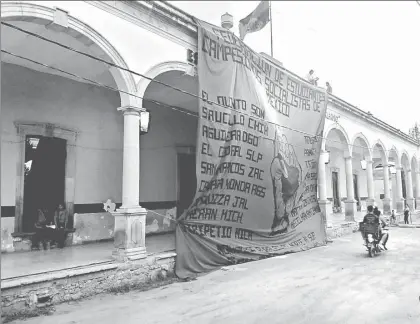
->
left=326, top=222, right=359, bottom=240
left=397, top=224, right=420, bottom=228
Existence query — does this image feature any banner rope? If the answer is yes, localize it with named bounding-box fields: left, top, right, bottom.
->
left=146, top=209, right=178, bottom=223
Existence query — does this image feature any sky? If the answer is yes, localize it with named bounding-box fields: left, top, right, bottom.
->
left=169, top=1, right=420, bottom=134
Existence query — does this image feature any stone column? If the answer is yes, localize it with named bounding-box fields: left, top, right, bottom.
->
left=344, top=156, right=356, bottom=222
left=382, top=165, right=391, bottom=214
left=405, top=169, right=415, bottom=211
left=395, top=167, right=405, bottom=213
left=318, top=151, right=328, bottom=227
left=366, top=160, right=375, bottom=207
left=112, top=106, right=148, bottom=262
left=416, top=171, right=420, bottom=210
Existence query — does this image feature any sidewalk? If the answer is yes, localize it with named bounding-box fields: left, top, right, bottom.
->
left=1, top=233, right=176, bottom=320
left=1, top=233, right=175, bottom=280
left=327, top=211, right=365, bottom=226
left=396, top=210, right=420, bottom=228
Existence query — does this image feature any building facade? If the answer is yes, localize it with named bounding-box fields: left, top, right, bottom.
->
left=1, top=1, right=419, bottom=255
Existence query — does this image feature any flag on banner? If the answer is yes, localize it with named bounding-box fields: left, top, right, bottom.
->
left=239, top=1, right=270, bottom=40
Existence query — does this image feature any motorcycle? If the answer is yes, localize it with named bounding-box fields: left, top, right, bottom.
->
left=360, top=222, right=385, bottom=258
left=365, top=232, right=381, bottom=257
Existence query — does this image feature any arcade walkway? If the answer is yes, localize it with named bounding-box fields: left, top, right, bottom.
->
left=1, top=233, right=175, bottom=280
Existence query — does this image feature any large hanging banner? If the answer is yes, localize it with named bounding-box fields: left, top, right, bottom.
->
left=176, top=19, right=328, bottom=279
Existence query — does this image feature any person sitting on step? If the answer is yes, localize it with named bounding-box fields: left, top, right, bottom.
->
left=34, top=208, right=49, bottom=250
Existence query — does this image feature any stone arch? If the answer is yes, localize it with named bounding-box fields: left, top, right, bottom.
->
left=1, top=2, right=138, bottom=107
left=351, top=132, right=372, bottom=160
left=388, top=146, right=400, bottom=167
left=322, top=123, right=351, bottom=157
left=137, top=61, right=192, bottom=108
left=400, top=150, right=411, bottom=170
left=371, top=139, right=388, bottom=164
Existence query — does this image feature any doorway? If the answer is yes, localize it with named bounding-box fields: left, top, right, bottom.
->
left=332, top=171, right=340, bottom=209
left=177, top=153, right=197, bottom=219
left=23, top=135, right=67, bottom=232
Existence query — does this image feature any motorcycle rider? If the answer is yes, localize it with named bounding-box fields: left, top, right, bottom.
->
left=362, top=205, right=388, bottom=250
left=373, top=206, right=389, bottom=250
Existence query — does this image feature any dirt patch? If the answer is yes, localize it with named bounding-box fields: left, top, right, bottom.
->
left=2, top=273, right=179, bottom=323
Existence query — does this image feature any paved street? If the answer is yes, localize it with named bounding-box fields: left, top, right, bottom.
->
left=14, top=228, right=420, bottom=324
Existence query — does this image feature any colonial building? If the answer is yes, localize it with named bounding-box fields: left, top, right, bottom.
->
left=1, top=1, right=419, bottom=256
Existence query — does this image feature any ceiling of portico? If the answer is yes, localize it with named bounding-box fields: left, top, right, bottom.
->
left=1, top=20, right=116, bottom=88
left=143, top=70, right=198, bottom=114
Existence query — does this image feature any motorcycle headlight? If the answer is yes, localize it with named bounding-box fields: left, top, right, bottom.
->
left=367, top=234, right=373, bottom=242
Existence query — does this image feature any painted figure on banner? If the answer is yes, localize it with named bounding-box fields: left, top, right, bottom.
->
left=270, top=128, right=303, bottom=235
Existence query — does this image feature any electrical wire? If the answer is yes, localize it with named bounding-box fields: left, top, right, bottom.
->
left=2, top=21, right=418, bottom=152
left=2, top=19, right=417, bottom=223
left=0, top=49, right=197, bottom=117
left=1, top=138, right=186, bottom=153
left=2, top=48, right=419, bottom=157
left=1, top=21, right=208, bottom=110
left=1, top=22, right=419, bottom=155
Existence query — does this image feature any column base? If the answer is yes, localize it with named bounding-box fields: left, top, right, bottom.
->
left=318, top=200, right=328, bottom=219
left=416, top=198, right=420, bottom=211
left=382, top=198, right=391, bottom=214
left=318, top=199, right=328, bottom=226
left=111, top=206, right=148, bottom=262
left=116, top=205, right=146, bottom=214
left=112, top=246, right=147, bottom=262
left=406, top=198, right=415, bottom=212
left=344, top=200, right=356, bottom=222
left=318, top=200, right=329, bottom=242
left=396, top=199, right=405, bottom=213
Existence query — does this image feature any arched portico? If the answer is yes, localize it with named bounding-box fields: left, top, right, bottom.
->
left=1, top=2, right=138, bottom=107
left=350, top=133, right=372, bottom=158
left=388, top=147, right=404, bottom=212
left=137, top=61, right=193, bottom=108
left=351, top=133, right=374, bottom=210
left=412, top=156, right=420, bottom=210
left=321, top=125, right=355, bottom=221
left=137, top=61, right=198, bottom=230
left=371, top=140, right=391, bottom=213
left=322, top=124, right=351, bottom=157
left=372, top=140, right=388, bottom=161
left=401, top=152, right=414, bottom=210
left=1, top=3, right=145, bottom=259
